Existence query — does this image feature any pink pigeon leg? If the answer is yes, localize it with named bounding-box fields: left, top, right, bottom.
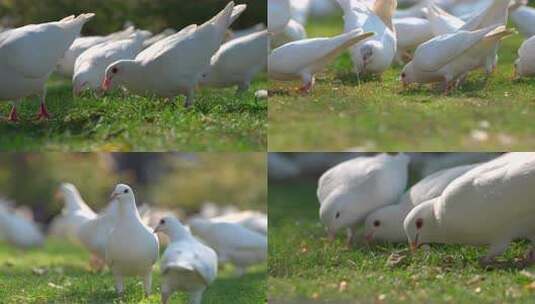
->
left=35, top=87, right=51, bottom=120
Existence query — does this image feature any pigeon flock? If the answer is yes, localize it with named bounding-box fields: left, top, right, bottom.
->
left=0, top=1, right=268, bottom=122
left=268, top=0, right=535, bottom=93
left=318, top=152, right=535, bottom=264
left=0, top=182, right=267, bottom=303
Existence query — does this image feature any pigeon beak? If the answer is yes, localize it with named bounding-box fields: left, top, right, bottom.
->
left=110, top=192, right=118, bottom=200
left=513, top=66, right=519, bottom=80
left=102, top=77, right=112, bottom=91
left=327, top=230, right=336, bottom=242
left=364, top=231, right=374, bottom=243
left=54, top=190, right=62, bottom=200
left=410, top=233, right=419, bottom=253
left=153, top=225, right=161, bottom=234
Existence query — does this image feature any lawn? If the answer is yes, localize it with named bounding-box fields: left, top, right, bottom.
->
left=268, top=14, right=535, bottom=151
left=0, top=76, right=267, bottom=152
left=0, top=239, right=267, bottom=303
left=269, top=181, right=535, bottom=303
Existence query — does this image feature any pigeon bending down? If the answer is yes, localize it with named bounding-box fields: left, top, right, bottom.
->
left=514, top=35, right=535, bottom=78
left=189, top=217, right=267, bottom=276
left=105, top=184, right=159, bottom=295
left=269, top=29, right=375, bottom=93
left=0, top=199, right=44, bottom=249
left=269, top=0, right=291, bottom=34
left=363, top=164, right=477, bottom=243
left=56, top=26, right=136, bottom=78
left=0, top=14, right=95, bottom=122
left=271, top=19, right=307, bottom=49
left=77, top=199, right=118, bottom=270
left=404, top=153, right=535, bottom=264
left=49, top=183, right=96, bottom=243
left=154, top=217, right=218, bottom=304
left=425, top=3, right=464, bottom=36
left=210, top=210, right=268, bottom=235
left=337, top=0, right=398, bottom=77
left=401, top=25, right=513, bottom=94
left=102, top=2, right=246, bottom=108
left=393, top=17, right=433, bottom=64
left=510, top=5, right=535, bottom=38
left=318, top=153, right=410, bottom=246
left=73, top=31, right=150, bottom=96
left=200, top=30, right=268, bottom=94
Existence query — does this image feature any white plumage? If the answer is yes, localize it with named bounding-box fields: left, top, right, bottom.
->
left=514, top=35, right=535, bottom=78
left=318, top=153, right=410, bottom=245
left=0, top=199, right=44, bottom=249
left=105, top=184, right=159, bottom=295
left=271, top=19, right=307, bottom=49
left=269, top=0, right=292, bottom=34
left=364, top=164, right=477, bottom=243
left=102, top=2, right=245, bottom=108
left=0, top=14, right=95, bottom=121
left=155, top=216, right=218, bottom=304
left=404, top=153, right=535, bottom=263
left=393, top=17, right=433, bottom=64
left=200, top=30, right=268, bottom=93
left=189, top=217, right=267, bottom=276
left=269, top=29, right=374, bottom=92
left=210, top=210, right=268, bottom=235
left=337, top=0, right=398, bottom=76
left=510, top=5, right=535, bottom=38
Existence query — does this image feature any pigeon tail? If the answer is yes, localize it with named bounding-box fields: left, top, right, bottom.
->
left=461, top=0, right=510, bottom=31
left=229, top=4, right=247, bottom=26
left=483, top=25, right=515, bottom=41
left=58, top=13, right=95, bottom=34
left=339, top=29, right=375, bottom=51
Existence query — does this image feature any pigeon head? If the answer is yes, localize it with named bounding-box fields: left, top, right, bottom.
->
left=153, top=216, right=191, bottom=240
left=319, top=195, right=361, bottom=241
left=110, top=184, right=134, bottom=201
left=103, top=60, right=136, bottom=92
left=513, top=58, right=526, bottom=79
left=403, top=199, right=438, bottom=252
left=400, top=62, right=415, bottom=86
left=72, top=68, right=95, bottom=96
left=359, top=41, right=381, bottom=69
left=363, top=205, right=405, bottom=243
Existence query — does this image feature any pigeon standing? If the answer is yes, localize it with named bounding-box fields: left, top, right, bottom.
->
left=404, top=153, right=535, bottom=264
left=338, top=0, right=398, bottom=77
left=105, top=184, right=159, bottom=295
left=318, top=153, right=410, bottom=246
left=269, top=29, right=374, bottom=92
left=0, top=199, right=44, bottom=249
left=0, top=14, right=95, bottom=121
left=73, top=31, right=151, bottom=95
left=200, top=30, right=268, bottom=94
left=154, top=216, right=218, bottom=304
left=102, top=2, right=246, bottom=108
left=514, top=35, right=535, bottom=78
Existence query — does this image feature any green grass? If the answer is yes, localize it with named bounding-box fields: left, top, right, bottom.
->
left=0, top=240, right=266, bottom=303
left=268, top=16, right=535, bottom=151
left=269, top=181, right=535, bottom=303
left=0, top=76, right=267, bottom=152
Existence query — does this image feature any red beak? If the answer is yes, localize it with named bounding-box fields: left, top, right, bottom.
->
left=364, top=232, right=374, bottom=242
left=102, top=77, right=112, bottom=91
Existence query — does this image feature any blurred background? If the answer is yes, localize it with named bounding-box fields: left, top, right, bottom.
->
left=0, top=0, right=266, bottom=34
left=0, top=153, right=266, bottom=225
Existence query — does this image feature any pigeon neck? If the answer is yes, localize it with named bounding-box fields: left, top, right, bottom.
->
left=63, top=190, right=84, bottom=212
left=168, top=226, right=192, bottom=242
left=117, top=196, right=142, bottom=221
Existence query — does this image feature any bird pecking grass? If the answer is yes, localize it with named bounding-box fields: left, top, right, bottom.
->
left=268, top=14, right=535, bottom=152
left=0, top=76, right=267, bottom=152
left=0, top=239, right=267, bottom=303
left=269, top=181, right=535, bottom=303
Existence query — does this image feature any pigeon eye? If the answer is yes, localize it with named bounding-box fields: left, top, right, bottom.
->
left=160, top=219, right=165, bottom=225
left=112, top=67, right=118, bottom=74
left=401, top=73, right=406, bottom=78
left=373, top=220, right=380, bottom=227
left=416, top=218, right=423, bottom=229
left=335, top=212, right=340, bottom=219
left=123, top=189, right=129, bottom=194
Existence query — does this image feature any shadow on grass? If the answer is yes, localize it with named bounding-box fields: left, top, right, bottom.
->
left=335, top=71, right=382, bottom=86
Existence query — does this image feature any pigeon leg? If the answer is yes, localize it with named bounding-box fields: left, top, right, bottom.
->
left=345, top=225, right=359, bottom=249
left=143, top=272, right=152, bottom=296
left=89, top=253, right=105, bottom=271
left=442, top=76, right=454, bottom=95
left=35, top=87, right=51, bottom=120
left=161, top=281, right=172, bottom=304
left=299, top=74, right=315, bottom=94
left=189, top=288, right=205, bottom=304
left=6, top=100, right=21, bottom=122
left=113, top=272, right=125, bottom=295
left=184, top=91, right=195, bottom=108
left=479, top=240, right=509, bottom=266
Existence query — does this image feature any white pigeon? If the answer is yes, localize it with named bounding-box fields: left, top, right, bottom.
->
left=404, top=153, right=535, bottom=264
left=0, top=14, right=95, bottom=121
left=514, top=35, right=535, bottom=78
left=105, top=184, right=159, bottom=295
left=363, top=164, right=477, bottom=243
left=393, top=17, right=434, bottom=64
left=210, top=210, right=268, bottom=235
left=77, top=199, right=119, bottom=270
left=269, top=29, right=374, bottom=92
left=56, top=26, right=136, bottom=78
left=102, top=2, right=246, bottom=107
left=269, top=0, right=291, bottom=34
left=290, top=0, right=313, bottom=25
left=142, top=28, right=176, bottom=48
left=73, top=31, right=150, bottom=95
left=510, top=5, right=535, bottom=38
left=0, top=199, right=44, bottom=249
left=189, top=217, right=267, bottom=276
left=200, top=30, right=268, bottom=93
left=394, top=1, right=428, bottom=19
left=401, top=25, right=513, bottom=93
left=271, top=19, right=307, bottom=49
left=425, top=3, right=464, bottom=36
left=338, top=0, right=398, bottom=77
left=48, top=183, right=96, bottom=243
left=318, top=153, right=410, bottom=246
left=227, top=23, right=266, bottom=42
left=154, top=216, right=218, bottom=304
